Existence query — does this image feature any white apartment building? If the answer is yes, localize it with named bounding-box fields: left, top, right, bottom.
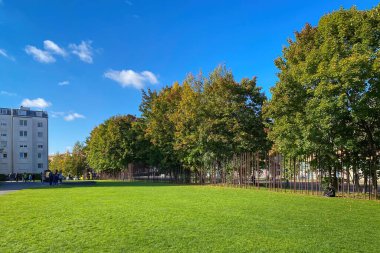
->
left=0, top=107, right=48, bottom=174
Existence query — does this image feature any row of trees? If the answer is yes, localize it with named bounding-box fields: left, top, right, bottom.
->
left=83, top=66, right=269, bottom=179
left=51, top=5, right=380, bottom=192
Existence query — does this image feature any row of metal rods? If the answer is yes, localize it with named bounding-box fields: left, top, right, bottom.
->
left=188, top=152, right=378, bottom=200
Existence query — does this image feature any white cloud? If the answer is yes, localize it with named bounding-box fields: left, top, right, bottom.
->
left=0, top=49, right=15, bottom=61
left=21, top=98, right=52, bottom=109
left=44, top=40, right=67, bottom=57
left=0, top=90, right=17, bottom=96
left=69, top=41, right=93, bottom=63
left=50, top=111, right=65, bottom=118
left=25, top=45, right=55, bottom=63
left=64, top=113, right=85, bottom=121
left=50, top=111, right=85, bottom=121
left=104, top=69, right=158, bottom=89
left=58, top=80, right=70, bottom=86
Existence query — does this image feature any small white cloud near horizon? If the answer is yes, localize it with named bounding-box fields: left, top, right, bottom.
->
left=69, top=41, right=93, bottom=63
left=21, top=98, right=52, bottom=109
left=0, top=49, right=15, bottom=61
left=50, top=111, right=65, bottom=118
left=104, top=69, right=158, bottom=89
left=25, top=45, right=55, bottom=63
left=64, top=113, right=85, bottom=121
left=50, top=111, right=85, bottom=121
left=44, top=40, right=67, bottom=57
left=58, top=80, right=70, bottom=86
left=1, top=90, right=17, bottom=96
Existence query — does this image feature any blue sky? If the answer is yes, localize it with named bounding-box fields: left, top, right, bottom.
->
left=0, top=0, right=378, bottom=154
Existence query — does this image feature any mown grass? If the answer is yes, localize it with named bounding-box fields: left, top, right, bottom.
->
left=0, top=181, right=379, bottom=252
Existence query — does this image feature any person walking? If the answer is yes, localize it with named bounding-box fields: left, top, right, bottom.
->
left=49, top=171, right=53, bottom=186
left=53, top=171, right=59, bottom=185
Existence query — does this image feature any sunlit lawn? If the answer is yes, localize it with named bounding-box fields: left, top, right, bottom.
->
left=0, top=181, right=379, bottom=252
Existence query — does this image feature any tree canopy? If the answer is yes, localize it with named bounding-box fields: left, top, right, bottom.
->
left=264, top=5, right=380, bottom=187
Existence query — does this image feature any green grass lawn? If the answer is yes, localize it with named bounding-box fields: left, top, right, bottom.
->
left=0, top=181, right=379, bottom=253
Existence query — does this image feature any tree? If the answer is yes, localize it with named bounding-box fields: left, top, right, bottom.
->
left=142, top=84, right=183, bottom=172
left=86, top=115, right=138, bottom=173
left=265, top=5, right=380, bottom=190
left=49, top=142, right=87, bottom=177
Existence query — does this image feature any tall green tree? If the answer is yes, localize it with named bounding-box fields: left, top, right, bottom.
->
left=86, top=115, right=138, bottom=173
left=265, top=5, right=380, bottom=189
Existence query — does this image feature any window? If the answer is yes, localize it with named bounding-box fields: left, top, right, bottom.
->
left=19, top=144, right=27, bottom=148
left=37, top=122, right=43, bottom=127
left=19, top=152, right=28, bottom=159
left=38, top=163, right=43, bottom=169
left=20, top=131, right=27, bottom=137
left=0, top=122, right=6, bottom=126
left=18, top=110, right=27, bottom=116
left=0, top=141, right=6, bottom=147
left=3, top=153, right=7, bottom=158
left=19, top=119, right=27, bottom=126
left=36, top=112, right=42, bottom=117
left=38, top=132, right=43, bottom=138
left=38, top=144, right=43, bottom=149
left=38, top=153, right=42, bottom=159
left=0, top=109, right=8, bottom=114
left=0, top=132, right=6, bottom=137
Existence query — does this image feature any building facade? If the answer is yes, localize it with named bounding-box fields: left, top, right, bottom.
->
left=0, top=107, right=48, bottom=174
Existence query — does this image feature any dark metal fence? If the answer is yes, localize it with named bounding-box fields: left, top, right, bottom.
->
left=97, top=152, right=379, bottom=200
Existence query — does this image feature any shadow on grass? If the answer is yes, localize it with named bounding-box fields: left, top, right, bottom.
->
left=39, top=180, right=186, bottom=190
left=0, top=181, right=187, bottom=194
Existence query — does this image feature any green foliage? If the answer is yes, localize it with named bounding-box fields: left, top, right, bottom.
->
left=49, top=141, right=87, bottom=176
left=264, top=5, right=380, bottom=182
left=85, top=115, right=140, bottom=172
left=140, top=65, right=268, bottom=173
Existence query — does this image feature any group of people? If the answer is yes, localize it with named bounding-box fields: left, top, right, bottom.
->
left=8, top=172, right=36, bottom=182
left=45, top=170, right=63, bottom=186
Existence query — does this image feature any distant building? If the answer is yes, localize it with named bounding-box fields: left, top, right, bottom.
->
left=0, top=106, right=48, bottom=174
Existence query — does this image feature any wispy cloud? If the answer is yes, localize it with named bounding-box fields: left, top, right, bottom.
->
left=25, top=39, right=94, bottom=63
left=58, top=80, right=70, bottom=86
left=21, top=98, right=52, bottom=109
left=0, top=49, right=15, bottom=61
left=104, top=69, right=158, bottom=89
left=25, top=45, right=55, bottom=63
left=44, top=40, right=67, bottom=57
left=50, top=111, right=65, bottom=118
left=50, top=111, right=85, bottom=121
left=125, top=0, right=133, bottom=5
left=69, top=41, right=93, bottom=63
left=1, top=90, right=17, bottom=96
left=64, top=113, right=85, bottom=121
